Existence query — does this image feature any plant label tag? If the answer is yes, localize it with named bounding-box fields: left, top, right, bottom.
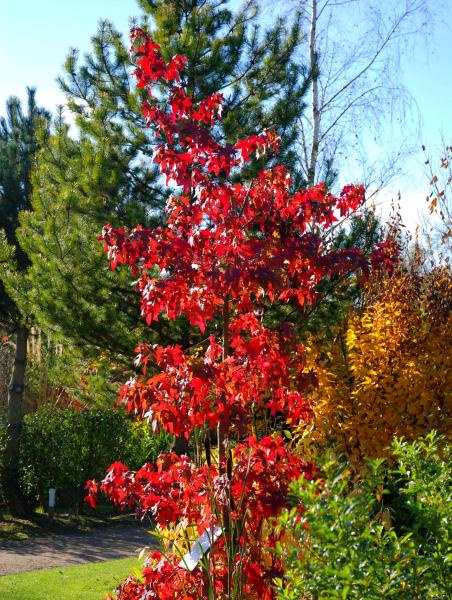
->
left=178, top=525, right=223, bottom=571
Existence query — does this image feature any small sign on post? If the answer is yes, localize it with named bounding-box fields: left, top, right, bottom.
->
left=48, top=488, right=56, bottom=519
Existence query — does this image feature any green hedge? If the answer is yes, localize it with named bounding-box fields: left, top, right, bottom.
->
left=2, top=406, right=170, bottom=509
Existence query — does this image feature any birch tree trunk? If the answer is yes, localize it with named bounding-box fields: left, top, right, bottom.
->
left=307, top=0, right=320, bottom=186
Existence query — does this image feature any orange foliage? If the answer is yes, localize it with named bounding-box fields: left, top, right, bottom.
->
left=299, top=264, right=452, bottom=463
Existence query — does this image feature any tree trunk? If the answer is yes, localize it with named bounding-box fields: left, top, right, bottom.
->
left=219, top=298, right=231, bottom=597
left=170, top=319, right=192, bottom=457
left=218, top=298, right=230, bottom=466
left=308, top=0, right=320, bottom=186
left=171, top=434, right=190, bottom=456
left=2, top=325, right=29, bottom=516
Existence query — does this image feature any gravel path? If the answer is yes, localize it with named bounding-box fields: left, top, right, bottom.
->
left=0, top=524, right=156, bottom=576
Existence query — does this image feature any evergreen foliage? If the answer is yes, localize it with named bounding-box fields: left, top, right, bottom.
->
left=0, top=89, right=50, bottom=328
left=0, top=89, right=50, bottom=515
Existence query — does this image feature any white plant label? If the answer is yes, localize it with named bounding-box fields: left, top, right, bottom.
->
left=178, top=525, right=223, bottom=571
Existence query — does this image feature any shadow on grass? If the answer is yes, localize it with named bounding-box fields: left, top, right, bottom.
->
left=0, top=521, right=157, bottom=576
left=0, top=506, right=140, bottom=542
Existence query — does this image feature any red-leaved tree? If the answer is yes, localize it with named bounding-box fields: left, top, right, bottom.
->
left=86, top=29, right=394, bottom=599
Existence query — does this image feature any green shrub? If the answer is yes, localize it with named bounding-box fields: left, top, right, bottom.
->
left=276, top=432, right=451, bottom=599
left=17, top=406, right=170, bottom=509
left=0, top=409, right=5, bottom=501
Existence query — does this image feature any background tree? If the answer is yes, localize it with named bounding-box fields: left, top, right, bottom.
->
left=422, top=143, right=452, bottom=255
left=143, top=0, right=308, bottom=177
left=15, top=0, right=309, bottom=403
left=272, top=0, right=430, bottom=190
left=0, top=88, right=50, bottom=515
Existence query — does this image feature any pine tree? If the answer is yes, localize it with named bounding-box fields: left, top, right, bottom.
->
left=301, top=209, right=383, bottom=342
left=142, top=0, right=307, bottom=177
left=16, top=1, right=308, bottom=402
left=0, top=88, right=50, bottom=515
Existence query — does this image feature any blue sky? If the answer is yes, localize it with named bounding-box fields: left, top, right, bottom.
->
left=1, top=0, right=451, bottom=230
left=0, top=1, right=135, bottom=111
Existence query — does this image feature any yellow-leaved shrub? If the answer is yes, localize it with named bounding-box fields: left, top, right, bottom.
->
left=299, top=265, right=452, bottom=463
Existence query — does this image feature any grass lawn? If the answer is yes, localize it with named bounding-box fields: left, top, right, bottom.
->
left=0, top=557, right=141, bottom=600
